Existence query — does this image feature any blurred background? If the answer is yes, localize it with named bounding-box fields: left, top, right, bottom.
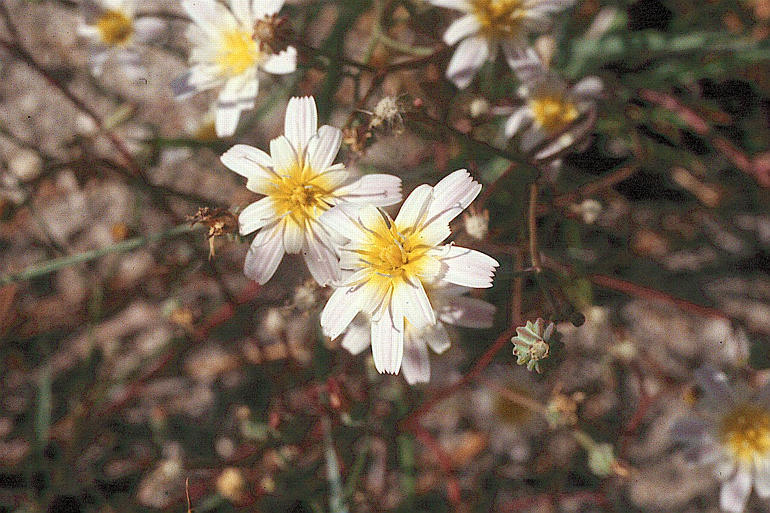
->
left=1, top=0, right=770, bottom=512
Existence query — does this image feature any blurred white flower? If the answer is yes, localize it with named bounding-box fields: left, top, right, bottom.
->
left=172, top=0, right=297, bottom=137
left=505, top=49, right=602, bottom=160
left=672, top=366, right=770, bottom=513
left=340, top=284, right=495, bottom=384
left=77, top=0, right=166, bottom=79
left=320, top=169, right=499, bottom=375
left=221, top=97, right=402, bottom=286
left=430, top=0, right=575, bottom=89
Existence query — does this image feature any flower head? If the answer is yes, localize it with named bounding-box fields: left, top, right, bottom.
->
left=320, top=169, right=499, bottom=375
left=77, top=0, right=165, bottom=79
left=340, top=284, right=495, bottom=384
left=672, top=366, right=770, bottom=513
left=172, top=0, right=298, bottom=137
left=511, top=318, right=554, bottom=373
left=430, top=0, right=575, bottom=88
left=221, top=96, right=402, bottom=286
left=504, top=50, right=602, bottom=160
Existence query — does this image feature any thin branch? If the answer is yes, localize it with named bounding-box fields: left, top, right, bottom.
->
left=528, top=182, right=542, bottom=272
left=0, top=224, right=196, bottom=286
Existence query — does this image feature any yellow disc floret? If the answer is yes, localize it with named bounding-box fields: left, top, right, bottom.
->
left=720, top=404, right=770, bottom=463
left=528, top=95, right=580, bottom=135
left=268, top=163, right=334, bottom=225
left=217, top=29, right=261, bottom=77
left=357, top=222, right=433, bottom=282
left=471, top=0, right=528, bottom=40
left=97, top=10, right=134, bottom=47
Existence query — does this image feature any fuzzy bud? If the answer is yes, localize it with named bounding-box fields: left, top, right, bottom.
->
left=462, top=206, right=490, bottom=240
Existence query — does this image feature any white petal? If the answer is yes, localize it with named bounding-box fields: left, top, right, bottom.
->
left=221, top=144, right=275, bottom=183
left=216, top=77, right=257, bottom=137
left=445, top=36, right=490, bottom=89
left=501, top=41, right=533, bottom=74
left=669, top=417, right=710, bottom=443
left=334, top=174, right=402, bottom=207
left=572, top=76, right=603, bottom=99
left=243, top=221, right=285, bottom=284
left=430, top=0, right=471, bottom=10
left=422, top=322, right=451, bottom=354
left=720, top=464, right=752, bottom=513
left=392, top=279, right=436, bottom=330
left=402, top=332, right=431, bottom=385
left=505, top=108, right=532, bottom=139
left=284, top=96, right=317, bottom=153
left=182, top=0, right=220, bottom=36
left=262, top=46, right=297, bottom=75
left=302, top=225, right=340, bottom=286
left=425, top=169, right=482, bottom=227
left=694, top=366, right=733, bottom=404
left=239, top=196, right=276, bottom=235
left=322, top=285, right=378, bottom=340
left=340, top=314, right=372, bottom=355
left=443, top=14, right=480, bottom=46
left=283, top=218, right=304, bottom=254
left=252, top=0, right=285, bottom=18
left=306, top=125, right=342, bottom=173
left=521, top=126, right=546, bottom=152
left=229, top=0, right=252, bottom=26
left=435, top=245, right=499, bottom=288
left=319, top=205, right=366, bottom=244
left=171, top=66, right=218, bottom=99
left=371, top=306, right=404, bottom=374
left=755, top=458, right=770, bottom=498
left=133, top=17, right=166, bottom=43
left=524, top=0, right=575, bottom=14
left=269, top=135, right=299, bottom=173
left=394, top=184, right=433, bottom=228
left=437, top=294, right=495, bottom=328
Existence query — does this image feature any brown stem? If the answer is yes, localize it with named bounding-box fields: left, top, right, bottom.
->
left=528, top=182, right=542, bottom=272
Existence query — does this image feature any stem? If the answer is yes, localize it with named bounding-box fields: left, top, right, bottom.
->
left=0, top=224, right=195, bottom=286
left=528, top=183, right=542, bottom=272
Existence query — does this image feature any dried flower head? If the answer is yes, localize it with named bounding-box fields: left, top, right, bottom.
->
left=187, top=207, right=238, bottom=259
left=368, top=95, right=411, bottom=135
left=512, top=318, right=554, bottom=373
left=293, top=280, right=320, bottom=312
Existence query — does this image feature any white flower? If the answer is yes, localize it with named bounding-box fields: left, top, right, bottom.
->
left=221, top=96, right=402, bottom=286
left=430, top=0, right=575, bottom=89
left=319, top=169, right=499, bottom=375
left=172, top=0, right=298, bottom=137
left=77, top=0, right=166, bottom=79
left=504, top=49, right=602, bottom=160
left=672, top=366, right=770, bottom=513
left=340, top=284, right=495, bottom=384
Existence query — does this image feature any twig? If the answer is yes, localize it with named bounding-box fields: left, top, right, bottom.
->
left=411, top=424, right=462, bottom=506
left=528, top=183, right=542, bottom=272
left=0, top=224, right=195, bottom=286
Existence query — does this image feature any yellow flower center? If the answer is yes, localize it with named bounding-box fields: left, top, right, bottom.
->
left=269, top=164, right=334, bottom=225
left=471, top=0, right=528, bottom=40
left=528, top=95, right=580, bottom=135
left=720, top=404, right=770, bottom=462
left=96, top=10, right=134, bottom=47
left=358, top=223, right=432, bottom=280
left=217, top=29, right=261, bottom=77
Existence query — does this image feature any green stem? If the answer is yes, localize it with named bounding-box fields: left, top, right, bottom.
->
left=0, top=224, right=196, bottom=286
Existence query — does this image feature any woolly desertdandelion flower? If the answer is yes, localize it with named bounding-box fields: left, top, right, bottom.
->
left=319, top=169, right=499, bottom=375
left=77, top=0, right=166, bottom=79
left=672, top=366, right=770, bottom=513
left=172, top=0, right=298, bottom=137
left=430, top=0, right=575, bottom=89
left=504, top=49, right=602, bottom=160
left=221, top=96, right=402, bottom=286
left=340, top=284, right=495, bottom=384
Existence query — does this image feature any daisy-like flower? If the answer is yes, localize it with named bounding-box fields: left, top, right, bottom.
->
left=340, top=284, right=495, bottom=384
left=319, top=169, right=499, bottom=375
left=430, top=0, right=575, bottom=89
left=220, top=96, right=402, bottom=286
left=172, top=0, right=298, bottom=137
left=504, top=50, right=602, bottom=160
left=77, top=0, right=165, bottom=79
left=672, top=366, right=770, bottom=513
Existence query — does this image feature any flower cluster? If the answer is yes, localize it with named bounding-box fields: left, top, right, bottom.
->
left=73, top=0, right=603, bottom=383
left=672, top=367, right=770, bottom=513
